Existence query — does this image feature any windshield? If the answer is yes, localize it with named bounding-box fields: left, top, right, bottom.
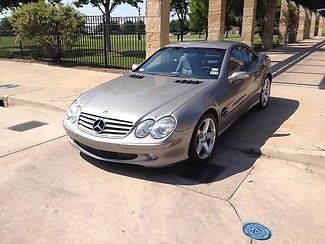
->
left=137, top=47, right=226, bottom=79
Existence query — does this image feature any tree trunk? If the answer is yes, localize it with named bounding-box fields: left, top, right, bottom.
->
left=205, top=26, right=208, bottom=40
left=104, top=3, right=111, bottom=53
left=55, top=23, right=61, bottom=62
left=180, top=22, right=184, bottom=41
left=262, top=0, right=277, bottom=50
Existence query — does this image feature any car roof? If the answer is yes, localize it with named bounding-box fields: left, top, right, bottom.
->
left=165, top=41, right=239, bottom=50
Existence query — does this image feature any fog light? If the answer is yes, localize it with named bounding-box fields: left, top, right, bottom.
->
left=147, top=154, right=158, bottom=160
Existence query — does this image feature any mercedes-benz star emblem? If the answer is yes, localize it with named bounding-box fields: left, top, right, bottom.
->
left=93, top=119, right=105, bottom=133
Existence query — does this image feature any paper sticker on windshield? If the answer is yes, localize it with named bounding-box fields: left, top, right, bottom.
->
left=210, top=68, right=219, bottom=76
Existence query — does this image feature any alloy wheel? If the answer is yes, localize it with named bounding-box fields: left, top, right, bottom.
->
left=261, top=78, right=271, bottom=106
left=195, top=118, right=216, bottom=160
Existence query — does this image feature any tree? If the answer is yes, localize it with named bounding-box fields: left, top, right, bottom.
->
left=122, top=20, right=136, bottom=34
left=0, top=17, right=13, bottom=32
left=171, top=0, right=189, bottom=42
left=170, top=19, right=180, bottom=34
left=189, top=0, right=208, bottom=40
left=0, top=0, right=37, bottom=12
left=225, top=0, right=244, bottom=37
left=73, top=0, right=143, bottom=17
left=73, top=0, right=142, bottom=51
left=10, top=1, right=85, bottom=61
left=170, top=19, right=189, bottom=33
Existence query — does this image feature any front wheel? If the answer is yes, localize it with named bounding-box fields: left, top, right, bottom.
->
left=257, top=77, right=271, bottom=109
left=189, top=113, right=217, bottom=164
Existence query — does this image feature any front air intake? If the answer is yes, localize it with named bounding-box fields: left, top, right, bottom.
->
left=175, top=79, right=202, bottom=85
left=129, top=74, right=145, bottom=79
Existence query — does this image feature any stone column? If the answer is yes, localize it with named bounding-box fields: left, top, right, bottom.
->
left=317, top=16, right=324, bottom=36
left=241, top=0, right=258, bottom=47
left=310, top=11, right=316, bottom=38
left=322, top=16, right=325, bottom=36
left=278, top=0, right=289, bottom=45
left=145, top=0, right=170, bottom=58
left=288, top=2, right=298, bottom=43
left=207, top=0, right=227, bottom=40
left=304, top=9, right=311, bottom=39
left=261, top=0, right=277, bottom=50
left=297, top=5, right=306, bottom=41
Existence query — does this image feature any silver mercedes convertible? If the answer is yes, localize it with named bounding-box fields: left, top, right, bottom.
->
left=63, top=41, right=272, bottom=167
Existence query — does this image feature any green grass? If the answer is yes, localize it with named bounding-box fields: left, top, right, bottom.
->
left=169, top=34, right=281, bottom=51
left=0, top=34, right=146, bottom=69
left=0, top=34, right=281, bottom=68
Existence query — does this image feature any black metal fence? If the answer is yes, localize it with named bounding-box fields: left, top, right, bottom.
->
left=0, top=16, right=146, bottom=70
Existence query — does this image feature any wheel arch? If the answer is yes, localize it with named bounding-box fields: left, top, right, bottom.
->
left=266, top=72, right=272, bottom=83
left=187, top=107, right=219, bottom=161
left=201, top=107, right=219, bottom=127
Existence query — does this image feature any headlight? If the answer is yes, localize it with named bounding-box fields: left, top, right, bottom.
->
left=151, top=117, right=176, bottom=139
left=135, top=116, right=176, bottom=139
left=66, top=100, right=80, bottom=123
left=135, top=119, right=155, bottom=138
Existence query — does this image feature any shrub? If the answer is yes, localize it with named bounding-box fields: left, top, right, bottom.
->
left=10, top=1, right=85, bottom=61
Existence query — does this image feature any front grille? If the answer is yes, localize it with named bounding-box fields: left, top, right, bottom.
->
left=78, top=112, right=133, bottom=138
left=75, top=140, right=138, bottom=160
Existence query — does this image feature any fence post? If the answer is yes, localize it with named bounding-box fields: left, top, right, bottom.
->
left=19, top=41, right=23, bottom=59
left=102, top=15, right=108, bottom=67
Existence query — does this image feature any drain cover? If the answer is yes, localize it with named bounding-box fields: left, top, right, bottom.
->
left=243, top=223, right=271, bottom=240
left=7, top=121, right=47, bottom=132
left=179, top=163, right=226, bottom=183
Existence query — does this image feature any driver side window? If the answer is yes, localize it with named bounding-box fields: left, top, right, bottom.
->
left=228, top=47, right=251, bottom=76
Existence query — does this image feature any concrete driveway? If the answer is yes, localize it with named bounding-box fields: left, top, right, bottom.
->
left=0, top=38, right=325, bottom=243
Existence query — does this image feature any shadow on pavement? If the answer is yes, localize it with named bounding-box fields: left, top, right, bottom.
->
left=81, top=97, right=299, bottom=186
left=271, top=39, right=325, bottom=79
left=319, top=76, right=325, bottom=90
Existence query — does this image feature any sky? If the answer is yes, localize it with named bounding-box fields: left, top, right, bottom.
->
left=0, top=0, right=146, bottom=18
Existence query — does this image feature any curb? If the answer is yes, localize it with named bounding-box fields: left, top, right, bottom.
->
left=223, top=141, right=325, bottom=168
left=6, top=96, right=66, bottom=112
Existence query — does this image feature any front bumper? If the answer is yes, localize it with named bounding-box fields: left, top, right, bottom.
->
left=63, top=121, right=193, bottom=167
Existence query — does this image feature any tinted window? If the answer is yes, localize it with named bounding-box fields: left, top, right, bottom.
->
left=228, top=47, right=257, bottom=75
left=228, top=48, right=246, bottom=75
left=138, top=47, right=226, bottom=79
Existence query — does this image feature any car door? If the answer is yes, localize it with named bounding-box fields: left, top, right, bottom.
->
left=242, top=47, right=263, bottom=104
left=217, top=47, right=251, bottom=132
left=245, top=48, right=264, bottom=100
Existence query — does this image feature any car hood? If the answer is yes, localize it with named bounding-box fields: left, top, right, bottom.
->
left=80, top=73, right=212, bottom=123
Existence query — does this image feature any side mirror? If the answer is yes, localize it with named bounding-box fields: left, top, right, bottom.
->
left=228, top=71, right=249, bottom=83
left=258, top=54, right=267, bottom=62
left=132, top=64, right=139, bottom=71
left=258, top=54, right=271, bottom=65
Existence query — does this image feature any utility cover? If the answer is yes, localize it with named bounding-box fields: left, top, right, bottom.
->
left=243, top=223, right=271, bottom=240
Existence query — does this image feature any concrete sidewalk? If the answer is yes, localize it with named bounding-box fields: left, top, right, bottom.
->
left=1, top=38, right=325, bottom=165
left=0, top=62, right=121, bottom=111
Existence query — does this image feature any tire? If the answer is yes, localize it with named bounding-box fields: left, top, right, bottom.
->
left=257, top=76, right=271, bottom=109
left=188, top=113, right=218, bottom=164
